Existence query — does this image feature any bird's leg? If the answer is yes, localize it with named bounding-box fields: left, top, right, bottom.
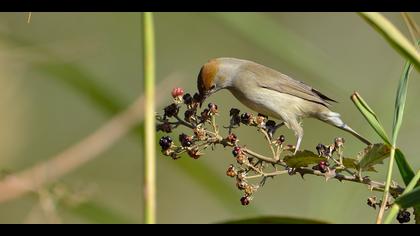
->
left=289, top=119, right=303, bottom=155
left=269, top=122, right=285, bottom=138
left=294, top=135, right=302, bottom=155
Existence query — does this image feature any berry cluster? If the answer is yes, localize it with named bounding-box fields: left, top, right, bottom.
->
left=397, top=209, right=411, bottom=224
left=157, top=87, right=406, bottom=215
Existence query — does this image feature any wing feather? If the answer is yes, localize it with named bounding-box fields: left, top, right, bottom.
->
left=238, top=62, right=336, bottom=107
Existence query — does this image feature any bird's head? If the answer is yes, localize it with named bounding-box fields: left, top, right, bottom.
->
left=197, top=59, right=229, bottom=107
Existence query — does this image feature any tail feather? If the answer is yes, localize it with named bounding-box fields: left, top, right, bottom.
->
left=321, top=112, right=372, bottom=146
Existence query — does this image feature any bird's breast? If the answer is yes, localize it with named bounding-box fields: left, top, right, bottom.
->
left=228, top=86, right=315, bottom=121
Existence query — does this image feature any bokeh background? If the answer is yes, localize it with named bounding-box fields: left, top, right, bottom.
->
left=0, top=12, right=419, bottom=223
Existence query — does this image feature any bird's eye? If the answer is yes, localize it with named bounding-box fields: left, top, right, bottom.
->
left=210, top=85, right=216, bottom=90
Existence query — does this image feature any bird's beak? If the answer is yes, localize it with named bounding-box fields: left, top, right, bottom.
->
left=199, top=92, right=207, bottom=108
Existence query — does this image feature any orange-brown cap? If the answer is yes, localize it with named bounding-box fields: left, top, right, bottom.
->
left=197, top=59, right=219, bottom=96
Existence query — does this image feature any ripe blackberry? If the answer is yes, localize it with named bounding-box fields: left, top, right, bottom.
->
left=159, top=136, right=172, bottom=150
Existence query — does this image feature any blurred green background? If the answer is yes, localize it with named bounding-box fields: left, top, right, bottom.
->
left=0, top=12, right=419, bottom=224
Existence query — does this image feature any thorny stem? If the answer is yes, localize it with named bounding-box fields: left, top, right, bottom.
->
left=157, top=101, right=405, bottom=208
left=174, top=115, right=195, bottom=129
left=245, top=170, right=289, bottom=180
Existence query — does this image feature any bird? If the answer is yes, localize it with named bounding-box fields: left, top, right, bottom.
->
left=196, top=57, right=371, bottom=154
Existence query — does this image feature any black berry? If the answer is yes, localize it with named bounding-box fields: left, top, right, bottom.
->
left=232, top=146, right=241, bottom=157
left=200, top=109, right=210, bottom=123
left=157, top=120, right=172, bottom=133
left=183, top=93, right=193, bottom=105
left=184, top=109, right=196, bottom=123
left=229, top=108, right=240, bottom=117
left=279, top=135, right=286, bottom=143
left=164, top=103, right=179, bottom=118
left=159, top=136, right=172, bottom=150
left=266, top=120, right=276, bottom=129
left=179, top=133, right=193, bottom=147
left=316, top=143, right=327, bottom=156
left=397, top=210, right=411, bottom=224
left=240, top=196, right=250, bottom=206
left=241, top=113, right=252, bottom=124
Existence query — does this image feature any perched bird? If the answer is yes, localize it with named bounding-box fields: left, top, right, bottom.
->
left=196, top=57, right=371, bottom=153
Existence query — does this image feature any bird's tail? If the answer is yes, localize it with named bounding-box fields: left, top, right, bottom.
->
left=321, top=112, right=372, bottom=146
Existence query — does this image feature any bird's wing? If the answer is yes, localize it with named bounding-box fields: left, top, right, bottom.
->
left=239, top=62, right=337, bottom=107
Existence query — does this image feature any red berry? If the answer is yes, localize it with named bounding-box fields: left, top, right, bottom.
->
left=226, top=133, right=237, bottom=143
left=232, top=146, right=241, bottom=157
left=171, top=87, right=184, bottom=98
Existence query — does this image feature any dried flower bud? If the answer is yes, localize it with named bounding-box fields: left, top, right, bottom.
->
left=226, top=133, right=238, bottom=144
left=236, top=181, right=248, bottom=190
left=334, top=137, right=345, bottom=148
left=236, top=171, right=246, bottom=181
left=187, top=148, right=201, bottom=159
left=164, top=103, right=179, bottom=118
left=236, top=154, right=246, bottom=164
left=193, top=127, right=206, bottom=141
left=256, top=113, right=267, bottom=125
left=171, top=87, right=184, bottom=98
left=208, top=103, right=218, bottom=114
left=157, top=120, right=172, bottom=133
left=226, top=164, right=237, bottom=177
left=367, top=196, right=377, bottom=209
left=244, top=185, right=254, bottom=195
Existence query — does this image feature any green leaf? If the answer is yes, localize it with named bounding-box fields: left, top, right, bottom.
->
left=220, top=216, right=329, bottom=224
left=384, top=170, right=420, bottom=224
left=351, top=92, right=391, bottom=145
left=392, top=62, right=414, bottom=144
left=358, top=13, right=420, bottom=72
left=395, top=149, right=415, bottom=187
left=60, top=201, right=137, bottom=224
left=395, top=186, right=420, bottom=209
left=357, top=143, right=391, bottom=171
left=341, top=158, right=377, bottom=172
left=283, top=150, right=326, bottom=168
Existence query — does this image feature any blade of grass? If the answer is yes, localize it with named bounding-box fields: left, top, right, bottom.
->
left=351, top=92, right=391, bottom=145
left=395, top=149, right=415, bottom=186
left=378, top=39, right=419, bottom=224
left=143, top=12, right=156, bottom=224
left=384, top=170, right=420, bottom=224
left=358, top=12, right=420, bottom=72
